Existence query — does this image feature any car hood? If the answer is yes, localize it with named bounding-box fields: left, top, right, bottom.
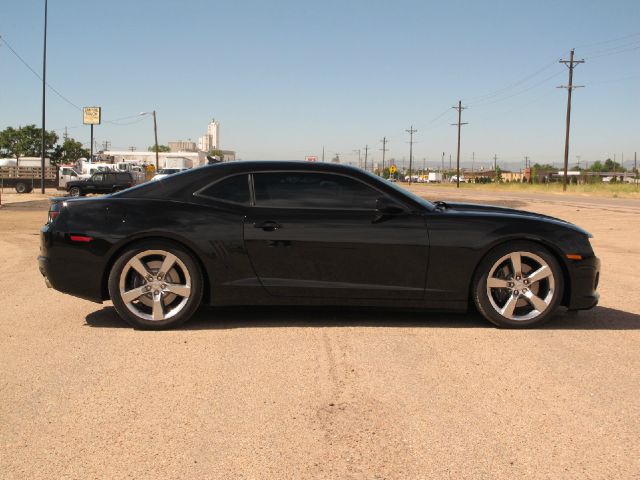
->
left=439, top=201, right=591, bottom=236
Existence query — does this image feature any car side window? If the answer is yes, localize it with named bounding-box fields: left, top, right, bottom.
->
left=197, top=174, right=250, bottom=205
left=253, top=172, right=381, bottom=209
left=93, top=173, right=104, bottom=183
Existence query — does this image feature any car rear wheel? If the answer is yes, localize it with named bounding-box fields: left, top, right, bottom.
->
left=473, top=242, right=563, bottom=328
left=68, top=186, right=82, bottom=197
left=108, top=241, right=203, bottom=329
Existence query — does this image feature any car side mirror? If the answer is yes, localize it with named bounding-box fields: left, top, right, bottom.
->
left=376, top=197, right=404, bottom=214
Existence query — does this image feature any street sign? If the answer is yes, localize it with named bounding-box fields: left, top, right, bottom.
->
left=390, top=164, right=397, bottom=174
left=305, top=156, right=318, bottom=162
left=83, top=107, right=101, bottom=125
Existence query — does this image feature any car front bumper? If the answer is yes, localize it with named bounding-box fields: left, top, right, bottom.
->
left=567, top=255, right=600, bottom=310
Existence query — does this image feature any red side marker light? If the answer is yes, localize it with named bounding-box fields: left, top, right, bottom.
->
left=566, top=254, right=582, bottom=260
left=70, top=235, right=93, bottom=243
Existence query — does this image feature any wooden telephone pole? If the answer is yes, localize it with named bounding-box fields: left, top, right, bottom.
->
left=559, top=49, right=584, bottom=191
left=406, top=126, right=417, bottom=183
left=451, top=101, right=468, bottom=188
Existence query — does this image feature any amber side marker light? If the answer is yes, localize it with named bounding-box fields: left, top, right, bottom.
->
left=70, top=235, right=93, bottom=243
left=566, top=254, right=583, bottom=260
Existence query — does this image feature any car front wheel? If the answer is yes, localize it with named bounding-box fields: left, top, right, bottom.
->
left=68, top=186, right=82, bottom=197
left=108, top=241, right=203, bottom=329
left=473, top=242, right=563, bottom=328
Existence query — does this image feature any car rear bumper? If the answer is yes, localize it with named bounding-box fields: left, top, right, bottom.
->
left=39, top=225, right=104, bottom=303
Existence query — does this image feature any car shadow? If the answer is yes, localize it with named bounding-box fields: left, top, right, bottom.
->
left=84, top=305, right=640, bottom=331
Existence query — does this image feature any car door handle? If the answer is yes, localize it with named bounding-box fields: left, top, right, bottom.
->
left=255, top=221, right=282, bottom=232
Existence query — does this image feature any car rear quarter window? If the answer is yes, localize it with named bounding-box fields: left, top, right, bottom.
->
left=253, top=172, right=380, bottom=209
left=197, top=174, right=250, bottom=205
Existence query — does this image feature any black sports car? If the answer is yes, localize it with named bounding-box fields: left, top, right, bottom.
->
left=39, top=161, right=599, bottom=329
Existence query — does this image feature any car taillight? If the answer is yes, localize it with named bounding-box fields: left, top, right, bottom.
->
left=48, top=200, right=64, bottom=224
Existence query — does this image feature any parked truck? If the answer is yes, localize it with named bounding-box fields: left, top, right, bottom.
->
left=164, top=156, right=193, bottom=170
left=0, top=165, right=59, bottom=193
left=427, top=172, right=443, bottom=183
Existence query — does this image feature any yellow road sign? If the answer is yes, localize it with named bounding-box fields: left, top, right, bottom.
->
left=390, top=164, right=397, bottom=174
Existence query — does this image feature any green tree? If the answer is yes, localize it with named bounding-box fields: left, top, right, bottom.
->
left=0, top=125, right=58, bottom=164
left=588, top=160, right=604, bottom=172
left=603, top=158, right=625, bottom=172
left=530, top=163, right=556, bottom=183
left=209, top=149, right=225, bottom=161
left=51, top=138, right=90, bottom=166
left=148, top=144, right=170, bottom=152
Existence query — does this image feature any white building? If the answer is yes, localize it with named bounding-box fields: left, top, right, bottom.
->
left=198, top=119, right=220, bottom=152
left=168, top=140, right=197, bottom=152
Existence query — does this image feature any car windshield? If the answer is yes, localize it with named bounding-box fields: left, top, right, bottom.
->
left=361, top=169, right=435, bottom=210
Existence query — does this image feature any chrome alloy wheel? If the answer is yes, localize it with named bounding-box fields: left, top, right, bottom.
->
left=486, top=251, right=556, bottom=322
left=118, top=249, right=192, bottom=322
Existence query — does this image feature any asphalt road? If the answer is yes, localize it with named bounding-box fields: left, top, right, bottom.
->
left=1, top=192, right=638, bottom=479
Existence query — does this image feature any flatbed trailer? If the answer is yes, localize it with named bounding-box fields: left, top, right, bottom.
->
left=0, top=166, right=59, bottom=193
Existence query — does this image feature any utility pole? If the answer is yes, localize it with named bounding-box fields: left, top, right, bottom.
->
left=441, top=152, right=445, bottom=172
left=63, top=127, right=68, bottom=141
left=353, top=149, right=361, bottom=168
left=451, top=101, right=468, bottom=189
left=406, top=126, right=417, bottom=183
left=380, top=137, right=388, bottom=173
left=449, top=154, right=452, bottom=170
left=40, top=0, right=48, bottom=194
left=363, top=144, right=369, bottom=171
left=472, top=151, right=475, bottom=173
left=558, top=48, right=584, bottom=191
left=152, top=110, right=159, bottom=170
left=322, top=146, right=325, bottom=163
left=102, top=140, right=111, bottom=151
left=494, top=154, right=498, bottom=181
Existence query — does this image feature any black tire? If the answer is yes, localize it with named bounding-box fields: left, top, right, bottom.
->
left=15, top=182, right=28, bottom=194
left=472, top=241, right=564, bottom=328
left=108, top=240, right=204, bottom=330
left=68, top=186, right=82, bottom=197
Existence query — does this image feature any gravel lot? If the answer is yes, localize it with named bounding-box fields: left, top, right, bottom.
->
left=1, top=188, right=638, bottom=479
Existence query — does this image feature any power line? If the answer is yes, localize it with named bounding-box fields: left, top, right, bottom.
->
left=0, top=34, right=82, bottom=111
left=469, top=69, right=565, bottom=108
left=575, top=32, right=640, bottom=50
left=582, top=39, right=640, bottom=58
left=464, top=60, right=559, bottom=104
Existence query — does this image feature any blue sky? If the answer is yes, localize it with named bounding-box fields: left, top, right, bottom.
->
left=1, top=0, right=638, bottom=170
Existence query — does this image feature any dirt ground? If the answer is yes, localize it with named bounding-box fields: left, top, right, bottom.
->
left=1, top=188, right=639, bottom=479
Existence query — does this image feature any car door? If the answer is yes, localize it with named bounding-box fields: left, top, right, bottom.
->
left=243, top=171, right=429, bottom=300
left=85, top=173, right=102, bottom=194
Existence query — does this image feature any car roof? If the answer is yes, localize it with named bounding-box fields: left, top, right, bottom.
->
left=114, top=160, right=433, bottom=210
